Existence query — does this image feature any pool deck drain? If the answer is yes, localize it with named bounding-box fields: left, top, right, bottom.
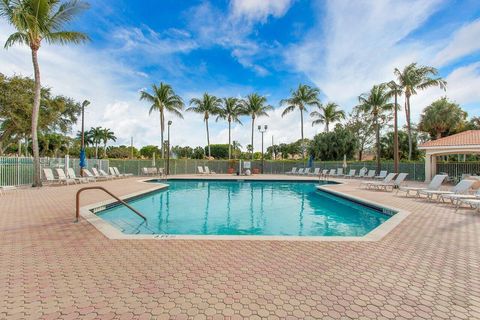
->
left=1, top=174, right=479, bottom=319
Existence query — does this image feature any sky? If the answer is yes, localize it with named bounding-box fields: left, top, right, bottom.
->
left=1, top=0, right=480, bottom=151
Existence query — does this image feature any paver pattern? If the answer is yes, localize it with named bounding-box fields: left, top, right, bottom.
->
left=1, top=176, right=479, bottom=320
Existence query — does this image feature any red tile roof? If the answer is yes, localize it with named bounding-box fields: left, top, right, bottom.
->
left=419, top=130, right=480, bottom=148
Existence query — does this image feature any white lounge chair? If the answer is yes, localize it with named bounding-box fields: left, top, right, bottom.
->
left=309, top=168, right=320, bottom=176
left=109, top=167, right=124, bottom=178
left=302, top=168, right=311, bottom=175
left=43, top=168, right=59, bottom=185
left=345, top=169, right=356, bottom=178
left=419, top=179, right=475, bottom=202
left=99, top=169, right=116, bottom=179
left=204, top=166, right=216, bottom=174
left=374, top=170, right=387, bottom=180
left=361, top=173, right=397, bottom=189
left=456, top=198, right=480, bottom=212
left=55, top=168, right=76, bottom=185
left=114, top=167, right=133, bottom=177
left=355, top=168, right=367, bottom=178
left=397, top=174, right=448, bottom=197
left=197, top=166, right=206, bottom=174
left=296, top=168, right=305, bottom=175
left=326, top=169, right=336, bottom=177
left=92, top=168, right=114, bottom=180
left=369, top=173, right=408, bottom=191
left=285, top=167, right=297, bottom=175
left=67, top=168, right=91, bottom=183
left=335, top=168, right=344, bottom=177
left=441, top=188, right=480, bottom=207
left=84, top=169, right=106, bottom=181
left=362, top=170, right=376, bottom=179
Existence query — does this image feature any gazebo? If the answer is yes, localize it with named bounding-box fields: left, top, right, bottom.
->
left=419, top=130, right=480, bottom=181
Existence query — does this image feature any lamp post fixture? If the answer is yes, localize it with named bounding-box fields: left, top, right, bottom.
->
left=166, top=120, right=172, bottom=175
left=258, top=125, right=268, bottom=174
left=80, top=100, right=90, bottom=177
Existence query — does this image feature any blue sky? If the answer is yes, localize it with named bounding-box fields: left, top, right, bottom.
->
left=1, top=0, right=480, bottom=149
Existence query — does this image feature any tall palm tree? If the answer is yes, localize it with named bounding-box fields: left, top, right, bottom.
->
left=357, top=84, right=394, bottom=172
left=241, top=93, right=272, bottom=159
left=280, top=84, right=321, bottom=142
left=100, top=128, right=116, bottom=158
left=387, top=80, right=403, bottom=173
left=310, top=102, right=345, bottom=132
left=187, top=93, right=222, bottom=158
left=394, top=63, right=447, bottom=160
left=89, top=127, right=103, bottom=159
left=1, top=0, right=90, bottom=186
left=140, top=83, right=184, bottom=158
left=216, top=97, right=244, bottom=159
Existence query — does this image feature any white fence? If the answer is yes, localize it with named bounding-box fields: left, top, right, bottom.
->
left=2, top=156, right=479, bottom=187
left=0, top=156, right=109, bottom=186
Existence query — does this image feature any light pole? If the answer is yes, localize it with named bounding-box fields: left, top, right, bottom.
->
left=258, top=125, right=268, bottom=174
left=167, top=120, right=172, bottom=175
left=80, top=100, right=90, bottom=177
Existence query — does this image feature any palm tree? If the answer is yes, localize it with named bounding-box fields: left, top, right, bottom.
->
left=357, top=84, right=394, bottom=172
left=140, top=83, right=184, bottom=158
left=241, top=93, right=272, bottom=159
left=187, top=93, right=222, bottom=158
left=1, top=0, right=89, bottom=186
left=387, top=81, right=403, bottom=173
left=216, top=97, right=244, bottom=159
left=310, top=102, right=345, bottom=132
left=280, top=84, right=321, bottom=142
left=89, top=127, right=103, bottom=159
left=100, top=128, right=116, bottom=158
left=394, top=63, right=447, bottom=160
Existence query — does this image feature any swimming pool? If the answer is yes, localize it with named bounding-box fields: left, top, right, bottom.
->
left=95, top=179, right=394, bottom=237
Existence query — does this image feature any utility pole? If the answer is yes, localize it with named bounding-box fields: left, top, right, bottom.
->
left=258, top=125, right=268, bottom=174
left=130, top=137, right=134, bottom=159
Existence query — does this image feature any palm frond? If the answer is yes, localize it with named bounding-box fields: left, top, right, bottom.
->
left=4, top=31, right=29, bottom=48
left=43, top=31, right=89, bottom=45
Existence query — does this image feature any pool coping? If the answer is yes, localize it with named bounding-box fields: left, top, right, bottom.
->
left=79, top=178, right=410, bottom=241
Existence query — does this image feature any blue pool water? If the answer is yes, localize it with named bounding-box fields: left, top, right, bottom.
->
left=97, top=179, right=392, bottom=237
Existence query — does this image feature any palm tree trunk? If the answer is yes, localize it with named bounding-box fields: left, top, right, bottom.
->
left=405, top=96, right=412, bottom=160
left=251, top=116, right=255, bottom=160
left=228, top=120, right=231, bottom=160
left=206, top=119, right=211, bottom=158
left=160, top=112, right=165, bottom=159
left=95, top=143, right=98, bottom=159
left=393, top=92, right=399, bottom=173
left=300, top=109, right=304, bottom=158
left=104, top=142, right=107, bottom=158
left=375, top=118, right=381, bottom=173
left=31, top=48, right=42, bottom=187
left=325, top=121, right=329, bottom=133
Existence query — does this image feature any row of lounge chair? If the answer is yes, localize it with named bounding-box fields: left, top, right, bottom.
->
left=43, top=167, right=132, bottom=185
left=285, top=167, right=389, bottom=180
left=398, top=174, right=480, bottom=211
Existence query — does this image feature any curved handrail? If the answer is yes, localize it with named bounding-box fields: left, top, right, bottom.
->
left=75, top=186, right=147, bottom=222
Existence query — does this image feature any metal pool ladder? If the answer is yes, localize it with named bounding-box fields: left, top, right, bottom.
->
left=75, top=186, right=147, bottom=223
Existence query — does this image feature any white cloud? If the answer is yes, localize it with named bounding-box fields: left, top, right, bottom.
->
left=230, top=0, right=294, bottom=22
left=286, top=0, right=443, bottom=107
left=433, top=19, right=480, bottom=66
left=410, top=62, right=480, bottom=119
left=185, top=1, right=289, bottom=76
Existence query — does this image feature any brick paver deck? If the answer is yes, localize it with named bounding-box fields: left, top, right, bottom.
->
left=1, top=176, right=479, bottom=319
